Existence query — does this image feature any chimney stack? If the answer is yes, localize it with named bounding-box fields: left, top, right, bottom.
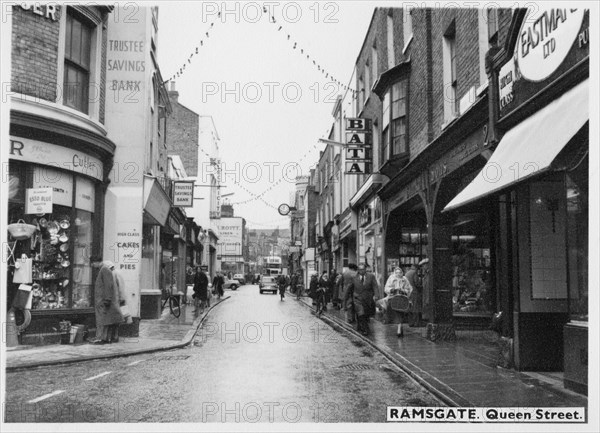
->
left=168, top=81, right=179, bottom=103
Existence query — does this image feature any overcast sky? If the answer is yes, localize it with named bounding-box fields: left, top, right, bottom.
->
left=157, top=1, right=375, bottom=230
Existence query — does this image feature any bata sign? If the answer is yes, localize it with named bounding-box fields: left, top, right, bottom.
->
left=345, top=118, right=372, bottom=175
left=517, top=8, right=585, bottom=81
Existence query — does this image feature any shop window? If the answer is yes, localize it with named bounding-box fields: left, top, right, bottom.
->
left=529, top=180, right=568, bottom=300
left=398, top=228, right=427, bottom=269
left=64, top=9, right=93, bottom=114
left=566, top=173, right=588, bottom=322
left=451, top=213, right=494, bottom=314
left=6, top=162, right=97, bottom=311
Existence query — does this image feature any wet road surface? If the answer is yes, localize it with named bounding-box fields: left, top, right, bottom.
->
left=4, top=285, right=441, bottom=423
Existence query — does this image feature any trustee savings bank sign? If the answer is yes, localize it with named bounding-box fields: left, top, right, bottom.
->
left=517, top=8, right=585, bottom=81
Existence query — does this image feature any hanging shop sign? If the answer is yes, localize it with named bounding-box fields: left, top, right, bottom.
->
left=344, top=118, right=372, bottom=175
left=172, top=181, right=194, bottom=207
left=345, top=132, right=372, bottom=146
left=345, top=118, right=371, bottom=131
left=25, top=187, right=53, bottom=214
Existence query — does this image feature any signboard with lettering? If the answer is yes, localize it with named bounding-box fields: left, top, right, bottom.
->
left=498, top=8, right=588, bottom=117
left=75, top=176, right=96, bottom=212
left=25, top=188, right=53, bottom=214
left=32, top=166, right=73, bottom=207
left=172, top=181, right=194, bottom=207
left=344, top=118, right=372, bottom=175
left=10, top=137, right=103, bottom=180
left=517, top=9, right=585, bottom=82
left=345, top=118, right=371, bottom=131
left=217, top=217, right=243, bottom=256
left=346, top=161, right=369, bottom=174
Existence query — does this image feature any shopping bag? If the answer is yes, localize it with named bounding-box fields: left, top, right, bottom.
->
left=13, top=256, right=33, bottom=284
left=120, top=304, right=133, bottom=324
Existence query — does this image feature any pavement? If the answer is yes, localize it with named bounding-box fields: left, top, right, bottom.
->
left=294, top=295, right=588, bottom=409
left=5, top=295, right=230, bottom=371
left=4, top=289, right=588, bottom=411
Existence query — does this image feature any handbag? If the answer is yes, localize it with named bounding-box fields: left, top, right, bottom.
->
left=389, top=294, right=411, bottom=313
left=13, top=255, right=33, bottom=284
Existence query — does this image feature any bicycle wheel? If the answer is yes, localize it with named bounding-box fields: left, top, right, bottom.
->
left=169, top=296, right=181, bottom=318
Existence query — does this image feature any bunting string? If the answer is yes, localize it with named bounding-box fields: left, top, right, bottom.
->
left=164, top=6, right=357, bottom=97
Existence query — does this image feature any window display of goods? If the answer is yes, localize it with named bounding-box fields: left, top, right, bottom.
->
left=7, top=220, right=37, bottom=240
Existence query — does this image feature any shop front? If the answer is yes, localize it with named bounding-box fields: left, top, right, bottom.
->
left=444, top=9, right=589, bottom=388
left=380, top=94, right=494, bottom=340
left=351, top=174, right=386, bottom=294
left=338, top=209, right=357, bottom=270
left=7, top=132, right=114, bottom=345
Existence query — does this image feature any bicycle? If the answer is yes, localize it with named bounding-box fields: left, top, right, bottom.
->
left=162, top=283, right=181, bottom=317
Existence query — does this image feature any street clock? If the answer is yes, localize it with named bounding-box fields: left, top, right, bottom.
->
left=278, top=203, right=291, bottom=216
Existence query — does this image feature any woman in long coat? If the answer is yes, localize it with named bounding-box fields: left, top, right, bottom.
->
left=94, top=261, right=123, bottom=344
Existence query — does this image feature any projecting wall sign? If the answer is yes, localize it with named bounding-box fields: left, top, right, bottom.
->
left=344, top=118, right=372, bottom=175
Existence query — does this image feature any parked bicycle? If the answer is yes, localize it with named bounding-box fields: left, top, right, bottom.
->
left=162, top=282, right=181, bottom=318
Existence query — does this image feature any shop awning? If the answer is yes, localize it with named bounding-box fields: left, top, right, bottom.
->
left=444, top=79, right=588, bottom=212
left=143, top=176, right=171, bottom=226
left=350, top=173, right=387, bottom=208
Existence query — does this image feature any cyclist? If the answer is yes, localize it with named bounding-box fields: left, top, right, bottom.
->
left=277, top=274, right=287, bottom=301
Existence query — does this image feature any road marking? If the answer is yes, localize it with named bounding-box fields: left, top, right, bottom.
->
left=27, top=390, right=65, bottom=404
left=127, top=360, right=145, bottom=366
left=84, top=371, right=112, bottom=381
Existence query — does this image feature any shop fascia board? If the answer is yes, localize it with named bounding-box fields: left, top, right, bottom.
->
left=11, top=104, right=116, bottom=161
left=378, top=94, right=488, bottom=201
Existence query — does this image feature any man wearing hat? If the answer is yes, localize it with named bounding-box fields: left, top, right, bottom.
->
left=406, top=259, right=428, bottom=327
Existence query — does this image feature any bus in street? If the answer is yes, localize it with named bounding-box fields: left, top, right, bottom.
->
left=264, top=256, right=282, bottom=276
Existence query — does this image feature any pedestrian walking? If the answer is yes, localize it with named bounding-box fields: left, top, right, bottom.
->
left=342, top=264, right=358, bottom=324
left=212, top=272, right=224, bottom=299
left=277, top=273, right=287, bottom=300
left=348, top=263, right=378, bottom=336
left=378, top=267, right=412, bottom=336
left=318, top=271, right=329, bottom=311
left=92, top=260, right=123, bottom=344
left=290, top=271, right=299, bottom=296
left=308, top=273, right=319, bottom=306
left=331, top=271, right=343, bottom=310
left=405, top=263, right=424, bottom=327
left=193, top=266, right=209, bottom=315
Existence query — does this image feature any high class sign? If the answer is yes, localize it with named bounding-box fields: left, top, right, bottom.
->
left=345, top=118, right=372, bottom=175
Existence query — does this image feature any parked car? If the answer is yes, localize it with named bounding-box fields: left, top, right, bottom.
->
left=259, top=276, right=278, bottom=294
left=223, top=277, right=239, bottom=291
left=233, top=274, right=246, bottom=285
